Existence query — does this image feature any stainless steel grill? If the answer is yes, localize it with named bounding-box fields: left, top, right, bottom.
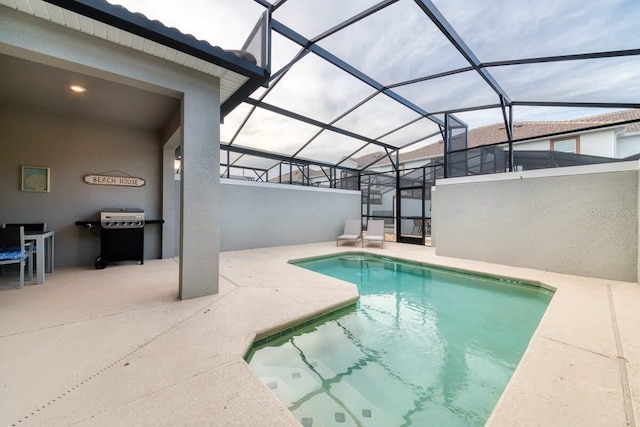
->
left=100, top=208, right=145, bottom=229
left=95, top=208, right=145, bottom=269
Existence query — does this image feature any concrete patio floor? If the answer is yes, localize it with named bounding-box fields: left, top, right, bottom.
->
left=1, top=242, right=638, bottom=426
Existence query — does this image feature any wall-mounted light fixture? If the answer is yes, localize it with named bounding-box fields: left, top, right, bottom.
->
left=174, top=147, right=182, bottom=174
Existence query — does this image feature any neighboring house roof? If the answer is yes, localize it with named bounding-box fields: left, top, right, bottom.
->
left=353, top=150, right=400, bottom=170
left=1, top=0, right=269, bottom=115
left=269, top=167, right=333, bottom=184
left=264, top=156, right=367, bottom=182
left=357, top=109, right=640, bottom=167
left=627, top=121, right=640, bottom=134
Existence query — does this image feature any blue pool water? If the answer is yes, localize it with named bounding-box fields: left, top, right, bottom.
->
left=247, top=253, right=552, bottom=426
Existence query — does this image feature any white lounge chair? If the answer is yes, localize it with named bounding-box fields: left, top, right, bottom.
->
left=337, top=220, right=362, bottom=247
left=363, top=220, right=385, bottom=248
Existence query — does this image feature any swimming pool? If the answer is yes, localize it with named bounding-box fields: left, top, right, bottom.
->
left=247, top=253, right=552, bottom=426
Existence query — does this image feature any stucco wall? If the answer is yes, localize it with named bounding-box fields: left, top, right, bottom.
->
left=513, top=139, right=550, bottom=151
left=220, top=179, right=361, bottom=251
left=0, top=105, right=163, bottom=268
left=2, top=7, right=223, bottom=297
left=433, top=162, right=639, bottom=282
left=513, top=129, right=616, bottom=158
left=580, top=129, right=615, bottom=157
left=618, top=134, right=640, bottom=158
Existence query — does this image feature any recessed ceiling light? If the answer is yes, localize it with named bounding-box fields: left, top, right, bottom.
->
left=69, top=84, right=86, bottom=93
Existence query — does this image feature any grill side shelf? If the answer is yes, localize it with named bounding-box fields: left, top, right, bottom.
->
left=74, top=220, right=164, bottom=269
left=74, top=220, right=165, bottom=226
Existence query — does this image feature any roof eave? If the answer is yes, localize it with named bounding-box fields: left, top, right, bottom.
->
left=221, top=75, right=266, bottom=117
left=44, top=0, right=269, bottom=81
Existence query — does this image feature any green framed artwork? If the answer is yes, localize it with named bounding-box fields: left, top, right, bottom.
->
left=21, top=166, right=50, bottom=192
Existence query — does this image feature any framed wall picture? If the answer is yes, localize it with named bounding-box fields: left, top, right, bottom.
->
left=21, top=166, right=50, bottom=192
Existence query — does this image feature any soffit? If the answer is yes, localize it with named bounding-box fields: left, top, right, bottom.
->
left=0, top=0, right=250, bottom=104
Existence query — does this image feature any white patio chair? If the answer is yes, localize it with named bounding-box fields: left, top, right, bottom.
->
left=2, top=223, right=46, bottom=273
left=0, top=226, right=34, bottom=288
left=363, top=220, right=385, bottom=248
left=337, top=220, right=362, bottom=247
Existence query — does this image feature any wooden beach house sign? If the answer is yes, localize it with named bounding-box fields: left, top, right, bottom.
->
left=84, top=173, right=145, bottom=187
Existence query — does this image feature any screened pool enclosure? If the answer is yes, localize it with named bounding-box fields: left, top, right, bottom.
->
left=156, top=0, right=640, bottom=243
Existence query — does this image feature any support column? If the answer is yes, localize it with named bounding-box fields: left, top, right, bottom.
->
left=179, top=85, right=220, bottom=299
left=395, top=150, right=401, bottom=241
left=508, top=104, right=514, bottom=172
left=161, top=122, right=181, bottom=260
left=443, top=115, right=449, bottom=178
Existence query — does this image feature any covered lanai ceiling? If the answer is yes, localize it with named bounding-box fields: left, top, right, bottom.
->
left=119, top=1, right=640, bottom=172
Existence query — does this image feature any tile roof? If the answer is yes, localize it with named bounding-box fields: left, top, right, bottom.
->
left=355, top=109, right=640, bottom=166
left=101, top=2, right=257, bottom=64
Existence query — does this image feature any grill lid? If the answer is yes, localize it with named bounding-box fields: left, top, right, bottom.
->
left=100, top=208, right=145, bottom=228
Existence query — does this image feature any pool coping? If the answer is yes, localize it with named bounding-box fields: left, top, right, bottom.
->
left=245, top=302, right=357, bottom=359
left=290, top=250, right=557, bottom=292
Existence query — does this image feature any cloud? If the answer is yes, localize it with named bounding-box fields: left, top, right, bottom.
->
left=113, top=0, right=640, bottom=166
left=316, top=1, right=469, bottom=85
left=274, top=0, right=385, bottom=41
left=261, top=50, right=375, bottom=123
left=108, top=0, right=264, bottom=48
left=432, top=0, right=639, bottom=61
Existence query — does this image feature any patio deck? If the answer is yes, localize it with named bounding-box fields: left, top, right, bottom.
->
left=1, top=242, right=638, bottom=426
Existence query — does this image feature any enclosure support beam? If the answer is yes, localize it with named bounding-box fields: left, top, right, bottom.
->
left=244, top=97, right=399, bottom=151
left=413, top=0, right=512, bottom=104
left=443, top=115, right=449, bottom=178
left=500, top=98, right=514, bottom=172
left=271, top=19, right=445, bottom=127
left=395, top=150, right=401, bottom=242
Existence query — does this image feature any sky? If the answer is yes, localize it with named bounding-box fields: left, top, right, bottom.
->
left=110, top=0, right=638, bottom=165
left=109, top=0, right=263, bottom=49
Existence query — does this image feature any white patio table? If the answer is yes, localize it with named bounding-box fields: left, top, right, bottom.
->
left=24, top=230, right=54, bottom=284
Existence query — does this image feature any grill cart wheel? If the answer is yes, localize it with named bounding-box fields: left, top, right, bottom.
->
left=94, top=257, right=107, bottom=269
